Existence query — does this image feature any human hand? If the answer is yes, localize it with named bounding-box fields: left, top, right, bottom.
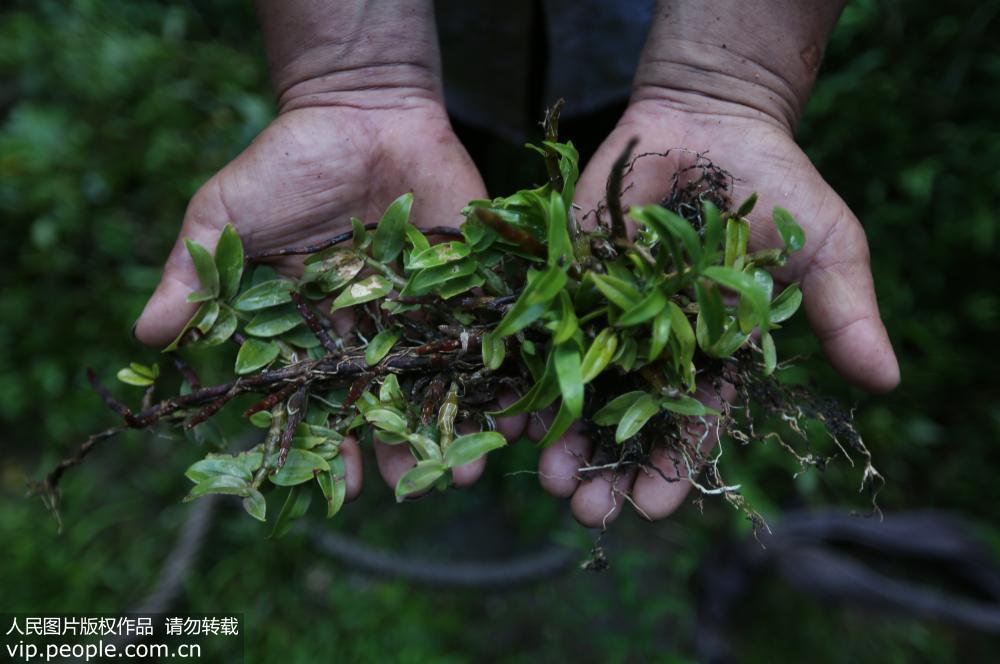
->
left=534, top=0, right=899, bottom=527
left=135, top=2, right=490, bottom=499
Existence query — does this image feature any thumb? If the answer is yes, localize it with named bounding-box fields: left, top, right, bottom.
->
left=134, top=182, right=229, bottom=348
left=801, top=211, right=900, bottom=393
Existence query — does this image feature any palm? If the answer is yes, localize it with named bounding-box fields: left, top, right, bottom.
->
left=136, top=103, right=485, bottom=346
left=539, top=101, right=898, bottom=527
left=213, top=106, right=485, bottom=272
left=577, top=101, right=896, bottom=391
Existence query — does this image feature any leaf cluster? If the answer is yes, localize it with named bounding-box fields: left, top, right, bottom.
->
left=49, top=132, right=828, bottom=533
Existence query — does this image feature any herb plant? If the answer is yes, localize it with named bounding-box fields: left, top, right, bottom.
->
left=35, top=115, right=879, bottom=534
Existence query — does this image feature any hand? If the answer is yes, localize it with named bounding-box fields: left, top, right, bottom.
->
left=535, top=97, right=900, bottom=527
left=134, top=95, right=489, bottom=500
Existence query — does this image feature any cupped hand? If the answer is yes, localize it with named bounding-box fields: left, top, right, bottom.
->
left=535, top=99, right=900, bottom=527
left=134, top=99, right=489, bottom=499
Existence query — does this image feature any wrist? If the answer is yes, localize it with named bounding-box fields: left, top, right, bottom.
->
left=632, top=0, right=846, bottom=134
left=256, top=0, right=443, bottom=114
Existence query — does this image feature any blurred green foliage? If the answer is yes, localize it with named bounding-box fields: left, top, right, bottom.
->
left=1, top=0, right=998, bottom=661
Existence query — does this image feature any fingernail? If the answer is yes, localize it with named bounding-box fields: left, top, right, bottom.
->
left=131, top=321, right=139, bottom=341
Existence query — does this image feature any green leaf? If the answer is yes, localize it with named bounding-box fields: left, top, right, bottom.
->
left=695, top=280, right=725, bottom=347
left=736, top=192, right=758, bottom=217
left=330, top=275, right=392, bottom=311
left=618, top=287, right=668, bottom=327
left=235, top=338, right=280, bottom=374
left=649, top=308, right=672, bottom=361
left=270, top=486, right=312, bottom=539
left=400, top=258, right=478, bottom=296
left=668, top=302, right=696, bottom=388
left=553, top=343, right=583, bottom=417
left=364, top=408, right=408, bottom=434
left=435, top=273, right=486, bottom=298
left=590, top=273, right=642, bottom=311
left=251, top=265, right=278, bottom=286
left=351, top=217, right=370, bottom=250
left=481, top=332, right=506, bottom=371
left=281, top=326, right=322, bottom=349
left=184, top=238, right=220, bottom=302
left=581, top=327, right=618, bottom=383
left=708, top=323, right=751, bottom=358
left=379, top=374, right=404, bottom=406
left=762, top=331, right=777, bottom=375
left=543, top=140, right=580, bottom=206
left=129, top=362, right=159, bottom=379
left=773, top=207, right=805, bottom=252
left=404, top=223, right=431, bottom=253
left=395, top=460, right=446, bottom=501
left=245, top=305, right=302, bottom=337
left=476, top=261, right=509, bottom=295
left=232, top=279, right=294, bottom=311
left=630, top=205, right=702, bottom=265
left=593, top=391, right=647, bottom=426
left=746, top=247, right=786, bottom=268
left=444, top=431, right=506, bottom=468
left=615, top=393, right=660, bottom=443
left=614, top=337, right=638, bottom=372
left=242, top=489, right=266, bottom=522
left=547, top=190, right=573, bottom=267
left=724, top=217, right=750, bottom=268
left=304, top=250, right=365, bottom=293
left=703, top=200, right=724, bottom=257
left=407, top=242, right=471, bottom=270
left=185, top=451, right=263, bottom=483
left=317, top=454, right=347, bottom=518
left=493, top=265, right=567, bottom=337
left=215, top=224, right=244, bottom=300
left=249, top=411, right=272, bottom=428
left=750, top=267, right=775, bottom=301
left=435, top=273, right=485, bottom=299
left=661, top=395, right=720, bottom=417
left=270, top=448, right=330, bottom=486
left=702, top=266, right=770, bottom=334
left=552, top=290, right=578, bottom=344
left=365, top=327, right=402, bottom=366
left=184, top=475, right=248, bottom=501
left=163, top=300, right=219, bottom=352
left=117, top=367, right=154, bottom=387
left=520, top=338, right=544, bottom=380
left=406, top=432, right=442, bottom=461
left=771, top=283, right=803, bottom=323
left=187, top=305, right=237, bottom=348
left=372, top=192, right=413, bottom=262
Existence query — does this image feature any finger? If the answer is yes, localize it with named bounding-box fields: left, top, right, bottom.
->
left=134, top=180, right=228, bottom=347
left=525, top=407, right=555, bottom=442
left=451, top=421, right=487, bottom=488
left=537, top=428, right=592, bottom=498
left=630, top=446, right=693, bottom=519
left=494, top=389, right=528, bottom=442
left=373, top=438, right=417, bottom=489
left=340, top=435, right=363, bottom=502
left=631, top=381, right=734, bottom=520
left=801, top=211, right=900, bottom=393
left=571, top=461, right=638, bottom=529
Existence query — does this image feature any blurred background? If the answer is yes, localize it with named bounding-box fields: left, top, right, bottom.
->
left=2, top=0, right=999, bottom=661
